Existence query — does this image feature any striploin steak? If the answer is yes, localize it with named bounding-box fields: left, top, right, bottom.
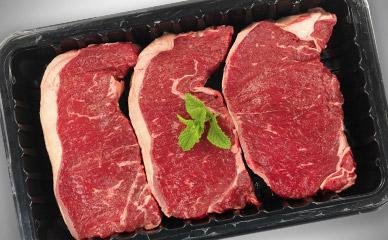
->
left=222, top=8, right=356, bottom=199
left=128, top=26, right=259, bottom=219
left=40, top=43, right=161, bottom=239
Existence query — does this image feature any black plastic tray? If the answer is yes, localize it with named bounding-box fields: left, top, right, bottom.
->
left=0, top=0, right=387, bottom=239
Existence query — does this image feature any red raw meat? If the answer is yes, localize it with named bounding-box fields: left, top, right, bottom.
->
left=223, top=8, right=356, bottom=199
left=128, top=26, right=259, bottom=219
left=40, top=43, right=161, bottom=239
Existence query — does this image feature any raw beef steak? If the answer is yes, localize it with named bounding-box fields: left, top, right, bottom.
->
left=128, top=26, right=259, bottom=219
left=40, top=43, right=161, bottom=239
left=222, top=8, right=356, bottom=199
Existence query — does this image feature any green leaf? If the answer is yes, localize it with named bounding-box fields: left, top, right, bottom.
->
left=177, top=114, right=191, bottom=125
left=177, top=93, right=232, bottom=151
left=207, top=115, right=232, bottom=150
left=205, top=111, right=213, bottom=122
left=197, top=108, right=207, bottom=129
left=178, top=121, right=202, bottom=151
left=185, top=93, right=207, bottom=120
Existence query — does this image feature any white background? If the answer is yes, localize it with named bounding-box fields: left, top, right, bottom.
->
left=0, top=0, right=387, bottom=239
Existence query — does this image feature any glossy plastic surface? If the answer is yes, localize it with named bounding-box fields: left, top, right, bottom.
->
left=0, top=0, right=387, bottom=239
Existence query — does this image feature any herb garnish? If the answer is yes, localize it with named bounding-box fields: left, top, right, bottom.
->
left=177, top=93, right=231, bottom=151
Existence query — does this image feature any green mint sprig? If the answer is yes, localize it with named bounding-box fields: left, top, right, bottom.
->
left=177, top=93, right=231, bottom=151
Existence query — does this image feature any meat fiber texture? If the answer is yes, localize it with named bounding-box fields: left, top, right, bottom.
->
left=128, top=26, right=259, bottom=219
left=40, top=43, right=161, bottom=239
left=223, top=8, right=356, bottom=199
